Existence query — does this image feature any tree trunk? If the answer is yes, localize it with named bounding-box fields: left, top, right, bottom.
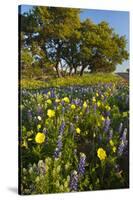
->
left=69, top=67, right=73, bottom=76
left=80, top=66, right=85, bottom=76
left=74, top=67, right=77, bottom=75
left=55, top=61, right=62, bottom=78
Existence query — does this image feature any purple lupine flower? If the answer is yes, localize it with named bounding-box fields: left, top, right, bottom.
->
left=78, top=153, right=86, bottom=176
left=43, top=128, right=48, bottom=142
left=37, top=105, right=42, bottom=115
left=86, top=107, right=89, bottom=114
left=108, top=129, right=113, bottom=140
left=75, top=99, right=81, bottom=106
left=98, top=134, right=102, bottom=143
left=70, top=170, right=78, bottom=191
left=118, top=123, right=123, bottom=134
left=43, top=128, right=47, bottom=134
left=62, top=106, right=65, bottom=114
left=54, top=147, right=60, bottom=158
left=50, top=89, right=55, bottom=98
left=61, top=101, right=65, bottom=106
left=70, top=123, right=74, bottom=132
left=75, top=115, right=79, bottom=123
left=104, top=117, right=111, bottom=133
left=106, top=110, right=110, bottom=116
left=118, top=142, right=125, bottom=156
left=54, top=135, right=63, bottom=158
left=118, top=128, right=128, bottom=156
left=54, top=122, right=65, bottom=158
left=94, top=104, right=97, bottom=112
left=27, top=110, right=32, bottom=121
left=121, top=128, right=128, bottom=142
left=59, top=121, right=65, bottom=136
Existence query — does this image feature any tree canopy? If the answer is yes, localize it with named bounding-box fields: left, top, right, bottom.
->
left=20, top=6, right=129, bottom=78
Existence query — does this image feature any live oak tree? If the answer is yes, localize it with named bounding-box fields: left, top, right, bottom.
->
left=79, top=20, right=129, bottom=75
left=20, top=6, right=129, bottom=77
left=20, top=6, right=81, bottom=77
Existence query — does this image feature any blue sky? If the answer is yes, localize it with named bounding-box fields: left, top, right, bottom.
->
left=20, top=5, right=129, bottom=72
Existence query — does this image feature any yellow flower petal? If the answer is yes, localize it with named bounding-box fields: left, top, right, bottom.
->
left=47, top=109, right=55, bottom=118
left=35, top=132, right=45, bottom=144
left=97, top=148, right=107, bottom=161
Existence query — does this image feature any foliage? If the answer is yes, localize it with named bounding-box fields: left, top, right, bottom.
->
left=20, top=79, right=129, bottom=194
left=20, top=73, right=123, bottom=90
left=20, top=7, right=129, bottom=78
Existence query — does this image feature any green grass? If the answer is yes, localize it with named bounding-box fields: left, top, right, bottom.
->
left=20, top=73, right=124, bottom=90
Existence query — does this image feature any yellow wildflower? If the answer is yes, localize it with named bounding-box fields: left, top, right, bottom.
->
left=97, top=101, right=101, bottom=107
left=71, top=104, right=76, bottom=110
left=97, top=122, right=101, bottom=127
left=76, top=128, right=81, bottom=134
left=46, top=99, right=52, bottom=104
left=47, top=109, right=55, bottom=118
left=97, top=148, right=107, bottom=161
left=101, top=95, right=104, bottom=100
left=109, top=140, right=114, bottom=147
left=105, top=92, right=109, bottom=97
left=80, top=112, right=83, bottom=116
left=92, top=97, right=96, bottom=103
left=37, top=124, right=41, bottom=130
left=55, top=98, right=60, bottom=103
left=113, top=146, right=116, bottom=153
left=83, top=101, right=87, bottom=108
left=96, top=92, right=99, bottom=97
left=35, top=132, right=45, bottom=144
left=101, top=116, right=105, bottom=121
left=105, top=105, right=111, bottom=111
left=47, top=91, right=51, bottom=96
left=63, top=97, right=70, bottom=103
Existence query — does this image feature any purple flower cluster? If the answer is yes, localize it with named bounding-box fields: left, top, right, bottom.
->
left=108, top=129, right=113, bottom=140
left=70, top=153, right=86, bottom=191
left=50, top=89, right=55, bottom=98
left=70, top=123, right=74, bottom=132
left=118, top=122, right=123, bottom=134
left=59, top=121, right=65, bottom=136
left=70, top=170, right=78, bottom=191
left=104, top=117, right=111, bottom=133
left=78, top=153, right=86, bottom=176
left=54, top=137, right=62, bottom=158
left=118, top=128, right=128, bottom=156
left=54, top=121, right=65, bottom=158
left=37, top=105, right=43, bottom=115
left=94, top=104, right=97, bottom=112
left=74, top=98, right=81, bottom=106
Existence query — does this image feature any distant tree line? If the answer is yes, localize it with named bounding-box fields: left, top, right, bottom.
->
left=20, top=6, right=129, bottom=78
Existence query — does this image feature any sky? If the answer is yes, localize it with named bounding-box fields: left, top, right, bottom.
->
left=20, top=5, right=129, bottom=72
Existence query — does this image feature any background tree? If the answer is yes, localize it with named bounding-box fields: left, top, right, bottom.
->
left=79, top=20, right=129, bottom=75
left=20, top=6, right=129, bottom=78
left=21, top=6, right=81, bottom=77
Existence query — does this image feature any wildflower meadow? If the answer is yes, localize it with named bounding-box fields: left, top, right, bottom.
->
left=20, top=77, right=129, bottom=194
